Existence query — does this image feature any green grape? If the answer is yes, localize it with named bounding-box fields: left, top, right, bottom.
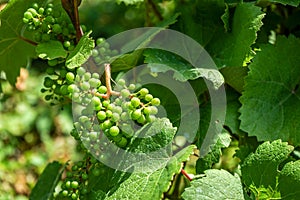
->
left=38, top=7, right=44, bottom=14
left=97, top=111, right=106, bottom=121
left=66, top=72, right=75, bottom=83
left=65, top=181, right=71, bottom=188
left=32, top=18, right=41, bottom=27
left=131, top=109, right=142, bottom=120
left=81, top=82, right=90, bottom=91
left=68, top=84, right=78, bottom=93
left=44, top=77, right=54, bottom=88
left=92, top=168, right=101, bottom=176
left=102, top=120, right=112, bottom=129
left=137, top=114, right=146, bottom=124
left=117, top=79, right=126, bottom=86
left=64, top=41, right=71, bottom=48
left=71, top=181, right=79, bottom=189
left=109, top=126, right=120, bottom=136
left=89, top=78, right=100, bottom=88
left=121, top=112, right=129, bottom=121
left=71, top=193, right=77, bottom=199
left=130, top=97, right=140, bottom=108
left=128, top=84, right=136, bottom=91
left=106, top=103, right=113, bottom=111
left=47, top=3, right=54, bottom=8
left=91, top=96, right=101, bottom=107
left=32, top=3, right=39, bottom=10
left=96, top=38, right=105, bottom=45
left=112, top=106, right=122, bottom=114
left=111, top=113, right=120, bottom=122
left=121, top=89, right=130, bottom=98
left=45, top=16, right=55, bottom=24
left=143, top=107, right=151, bottom=115
left=92, top=73, right=100, bottom=79
left=52, top=24, right=62, bottom=34
left=27, top=8, right=38, bottom=17
left=146, top=115, right=156, bottom=123
left=23, top=18, right=29, bottom=24
left=81, top=173, right=88, bottom=180
left=118, top=137, right=128, bottom=148
left=106, top=110, right=113, bottom=118
left=77, top=67, right=86, bottom=76
left=62, top=190, right=68, bottom=196
left=83, top=72, right=91, bottom=81
left=98, top=86, right=107, bottom=94
left=24, top=11, right=33, bottom=20
left=46, top=7, right=53, bottom=15
left=151, top=98, right=160, bottom=106
left=139, top=88, right=149, bottom=96
left=102, top=100, right=110, bottom=107
left=144, top=94, right=153, bottom=102
left=149, top=106, right=158, bottom=115
left=92, top=49, right=99, bottom=57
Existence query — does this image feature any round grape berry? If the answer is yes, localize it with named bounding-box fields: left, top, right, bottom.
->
left=130, top=97, right=140, bottom=108
left=109, top=126, right=120, bottom=136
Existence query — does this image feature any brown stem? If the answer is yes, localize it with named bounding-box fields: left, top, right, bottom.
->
left=101, top=64, right=120, bottom=99
left=73, top=0, right=83, bottom=43
left=19, top=36, right=38, bottom=46
left=148, top=0, right=163, bottom=21
left=181, top=169, right=192, bottom=181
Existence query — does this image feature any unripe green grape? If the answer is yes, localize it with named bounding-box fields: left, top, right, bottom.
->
left=144, top=94, right=153, bottom=102
left=46, top=7, right=53, bottom=15
left=150, top=106, right=158, bottom=115
left=102, top=120, right=112, bottom=129
left=131, top=109, right=142, bottom=120
left=117, top=79, right=126, bottom=86
left=92, top=168, right=101, bottom=176
left=97, top=111, right=106, bottom=121
left=109, top=126, right=119, bottom=136
left=92, top=49, right=99, bottom=57
left=137, top=114, right=146, bottom=124
left=23, top=18, right=29, bottom=24
left=98, top=86, right=107, bottom=94
left=118, top=137, right=128, bottom=148
left=38, top=7, right=44, bottom=14
left=146, top=115, right=156, bottom=123
left=81, top=82, right=90, bottom=91
left=47, top=3, right=54, bottom=8
left=66, top=72, right=75, bottom=83
left=64, top=41, right=71, bottom=48
left=77, top=67, right=86, bottom=76
left=96, top=38, right=105, bottom=45
left=80, top=25, right=87, bottom=32
left=111, top=113, right=120, bottom=122
left=106, top=110, right=113, bottom=118
left=121, top=112, right=129, bottom=121
left=71, top=193, right=77, bottom=199
left=91, top=96, right=101, bottom=107
left=113, top=106, right=123, bottom=114
left=32, top=3, right=39, bottom=10
left=62, top=190, right=68, bottom=196
left=89, top=78, right=100, bottom=88
left=139, top=88, right=149, bottom=96
left=106, top=103, right=113, bottom=111
left=52, top=24, right=62, bottom=34
left=151, top=98, right=160, bottom=106
left=92, top=73, right=100, bottom=79
left=82, top=173, right=88, bottom=180
left=27, top=8, right=38, bottom=17
left=143, top=107, right=151, bottom=115
left=44, top=77, right=54, bottom=88
left=102, top=100, right=110, bottom=107
left=71, top=181, right=79, bottom=189
left=130, top=97, right=140, bottom=108
left=33, top=18, right=41, bottom=27
left=113, top=134, right=122, bottom=143
left=67, top=84, right=78, bottom=93
left=121, top=89, right=130, bottom=98
left=65, top=181, right=71, bottom=188
left=128, top=84, right=136, bottom=91
left=24, top=11, right=33, bottom=20
left=83, top=72, right=91, bottom=81
left=79, top=116, right=89, bottom=124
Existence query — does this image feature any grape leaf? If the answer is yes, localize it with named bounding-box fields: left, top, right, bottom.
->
left=182, top=169, right=244, bottom=200
left=196, top=131, right=231, bottom=174
left=66, top=31, right=94, bottom=69
left=220, top=66, right=248, bottom=93
left=29, top=161, right=65, bottom=200
left=239, top=36, right=300, bottom=145
left=36, top=41, right=68, bottom=60
left=144, top=49, right=224, bottom=89
left=105, top=145, right=195, bottom=200
left=278, top=160, right=300, bottom=200
left=258, top=0, right=300, bottom=6
left=208, top=3, right=265, bottom=68
left=241, top=140, right=294, bottom=189
left=0, top=0, right=39, bottom=84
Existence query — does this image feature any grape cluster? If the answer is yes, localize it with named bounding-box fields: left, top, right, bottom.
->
left=91, top=38, right=119, bottom=66
left=69, top=67, right=161, bottom=150
left=23, top=2, right=77, bottom=50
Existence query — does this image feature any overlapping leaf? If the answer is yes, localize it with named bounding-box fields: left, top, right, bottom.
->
left=239, top=36, right=300, bottom=145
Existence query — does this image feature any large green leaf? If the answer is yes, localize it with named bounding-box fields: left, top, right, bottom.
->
left=208, top=3, right=265, bottom=68
left=182, top=169, right=244, bottom=200
left=258, top=0, right=300, bottom=6
left=29, top=161, right=64, bottom=200
left=105, top=145, right=195, bottom=200
left=36, top=41, right=68, bottom=60
left=278, top=160, right=300, bottom=199
left=241, top=140, right=293, bottom=189
left=0, top=0, right=40, bottom=84
left=239, top=36, right=300, bottom=145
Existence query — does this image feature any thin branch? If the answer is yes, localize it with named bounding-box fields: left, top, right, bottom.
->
left=181, top=169, right=193, bottom=181
left=19, top=36, right=38, bottom=46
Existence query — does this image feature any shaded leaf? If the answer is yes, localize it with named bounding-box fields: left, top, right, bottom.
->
left=36, top=41, right=67, bottom=60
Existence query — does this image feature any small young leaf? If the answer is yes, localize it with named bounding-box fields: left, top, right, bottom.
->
left=36, top=41, right=68, bottom=60
left=182, top=169, right=245, bottom=200
left=29, top=161, right=64, bottom=200
left=66, top=31, right=94, bottom=69
left=241, top=140, right=294, bottom=189
left=278, top=160, right=300, bottom=199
